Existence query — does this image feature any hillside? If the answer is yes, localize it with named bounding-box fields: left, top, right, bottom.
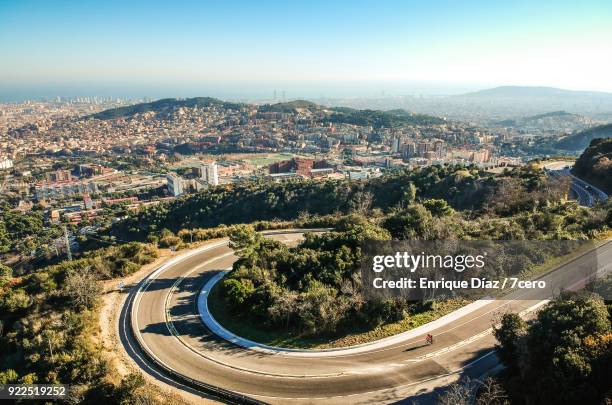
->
left=458, top=86, right=612, bottom=100
left=572, top=137, right=612, bottom=193
left=495, top=110, right=594, bottom=132
left=111, top=165, right=494, bottom=239
left=91, top=96, right=445, bottom=128
left=90, top=97, right=244, bottom=119
left=556, top=123, right=612, bottom=151
left=258, top=100, right=321, bottom=113
left=324, top=107, right=445, bottom=128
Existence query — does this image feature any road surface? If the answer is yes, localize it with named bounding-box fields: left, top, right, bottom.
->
left=121, top=231, right=611, bottom=404
left=543, top=161, right=608, bottom=206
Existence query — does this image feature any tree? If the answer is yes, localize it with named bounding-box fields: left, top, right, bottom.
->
left=0, top=264, right=12, bottom=288
left=423, top=198, right=455, bottom=217
left=476, top=377, right=510, bottom=405
left=63, top=267, right=102, bottom=309
left=492, top=313, right=527, bottom=373
left=437, top=377, right=474, bottom=405
left=493, top=293, right=612, bottom=404
left=222, top=278, right=255, bottom=310
left=402, top=181, right=417, bottom=207
left=349, top=191, right=374, bottom=214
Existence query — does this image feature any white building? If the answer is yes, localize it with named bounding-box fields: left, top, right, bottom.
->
left=0, top=157, right=13, bottom=170
left=166, top=173, right=183, bottom=197
left=199, top=162, right=219, bottom=186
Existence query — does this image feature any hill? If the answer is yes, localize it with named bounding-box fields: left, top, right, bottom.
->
left=91, top=96, right=445, bottom=128
left=258, top=100, right=321, bottom=113
left=324, top=107, right=445, bottom=128
left=458, top=86, right=612, bottom=100
left=556, top=123, right=612, bottom=151
left=90, top=97, right=244, bottom=119
left=572, top=137, right=612, bottom=193
left=495, top=110, right=595, bottom=132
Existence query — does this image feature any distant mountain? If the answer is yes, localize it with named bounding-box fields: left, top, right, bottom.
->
left=320, top=86, right=612, bottom=123
left=458, top=86, right=612, bottom=100
left=556, top=123, right=612, bottom=151
left=572, top=137, right=612, bottom=193
left=90, top=97, right=244, bottom=120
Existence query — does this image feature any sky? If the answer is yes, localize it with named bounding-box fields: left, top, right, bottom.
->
left=1, top=0, right=612, bottom=100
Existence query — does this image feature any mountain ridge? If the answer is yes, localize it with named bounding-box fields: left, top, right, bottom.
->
left=457, top=86, right=612, bottom=99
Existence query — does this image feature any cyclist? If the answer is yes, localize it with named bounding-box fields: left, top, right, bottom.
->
left=426, top=334, right=434, bottom=345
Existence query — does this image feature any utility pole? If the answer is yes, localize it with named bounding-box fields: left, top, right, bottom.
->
left=63, top=225, right=72, bottom=261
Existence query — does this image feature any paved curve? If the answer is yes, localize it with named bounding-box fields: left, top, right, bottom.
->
left=543, top=161, right=609, bottom=206
left=122, top=231, right=612, bottom=404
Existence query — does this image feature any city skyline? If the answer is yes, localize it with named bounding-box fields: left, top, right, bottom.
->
left=1, top=0, right=612, bottom=101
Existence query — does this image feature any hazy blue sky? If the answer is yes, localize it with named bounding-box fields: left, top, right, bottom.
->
left=1, top=0, right=611, bottom=99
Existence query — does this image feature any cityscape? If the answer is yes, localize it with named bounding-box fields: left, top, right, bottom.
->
left=0, top=1, right=611, bottom=405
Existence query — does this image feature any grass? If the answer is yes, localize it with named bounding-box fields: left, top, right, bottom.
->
left=208, top=284, right=469, bottom=349
left=523, top=240, right=605, bottom=279
left=241, top=153, right=303, bottom=167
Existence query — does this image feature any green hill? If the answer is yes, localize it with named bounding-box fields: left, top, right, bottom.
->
left=556, top=123, right=612, bottom=151
left=325, top=107, right=445, bottom=128
left=90, top=97, right=244, bottom=120
left=573, top=137, right=612, bottom=193
left=258, top=100, right=321, bottom=113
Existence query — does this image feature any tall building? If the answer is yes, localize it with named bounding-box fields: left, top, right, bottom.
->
left=391, top=136, right=401, bottom=153
left=416, top=141, right=430, bottom=157
left=433, top=140, right=447, bottom=159
left=166, top=173, right=183, bottom=197
left=401, top=141, right=416, bottom=159
left=199, top=162, right=219, bottom=186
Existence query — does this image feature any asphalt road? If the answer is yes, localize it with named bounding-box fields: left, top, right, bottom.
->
left=543, top=161, right=609, bottom=206
left=122, top=232, right=612, bottom=404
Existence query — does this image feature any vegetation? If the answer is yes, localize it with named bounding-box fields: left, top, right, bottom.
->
left=258, top=100, right=320, bottom=113
left=91, top=97, right=244, bottom=120
left=0, top=242, right=158, bottom=401
left=1, top=162, right=611, bottom=398
left=556, top=123, right=612, bottom=151
left=113, top=164, right=610, bottom=244
left=493, top=292, right=611, bottom=404
left=573, top=137, right=612, bottom=193
left=325, top=107, right=445, bottom=128
left=112, top=164, right=497, bottom=239
left=0, top=202, right=63, bottom=268
left=208, top=165, right=611, bottom=345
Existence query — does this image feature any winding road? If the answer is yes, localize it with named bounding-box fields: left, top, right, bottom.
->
left=543, top=161, right=609, bottom=206
left=120, top=231, right=612, bottom=404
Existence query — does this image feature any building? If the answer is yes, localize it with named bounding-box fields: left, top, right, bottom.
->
left=416, top=141, right=430, bottom=157
left=391, top=136, right=402, bottom=153
left=401, top=142, right=416, bottom=159
left=83, top=194, right=93, bottom=210
left=268, top=158, right=333, bottom=178
left=347, top=168, right=381, bottom=180
left=0, top=157, right=13, bottom=170
left=166, top=173, right=184, bottom=197
left=46, top=169, right=72, bottom=182
left=35, top=180, right=98, bottom=201
left=198, top=162, right=219, bottom=186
